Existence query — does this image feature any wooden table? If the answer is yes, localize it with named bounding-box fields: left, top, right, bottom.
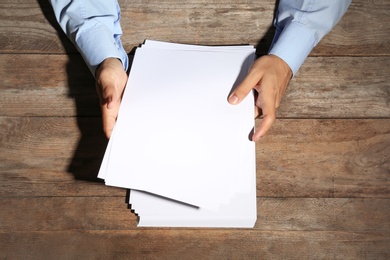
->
left=1, top=0, right=389, bottom=258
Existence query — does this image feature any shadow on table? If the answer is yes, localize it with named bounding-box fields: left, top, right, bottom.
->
left=254, top=0, right=278, bottom=57
left=38, top=0, right=109, bottom=182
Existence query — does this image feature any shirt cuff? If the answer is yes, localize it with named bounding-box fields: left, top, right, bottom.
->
left=75, top=21, right=129, bottom=77
left=269, top=22, right=316, bottom=76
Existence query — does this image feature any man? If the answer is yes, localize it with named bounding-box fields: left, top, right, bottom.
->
left=50, top=0, right=351, bottom=141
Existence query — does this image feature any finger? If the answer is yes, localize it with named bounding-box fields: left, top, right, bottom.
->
left=253, top=111, right=275, bottom=141
left=254, top=105, right=261, bottom=118
left=253, top=90, right=261, bottom=118
left=252, top=82, right=277, bottom=141
left=228, top=67, right=262, bottom=105
left=101, top=100, right=120, bottom=139
left=96, top=82, right=118, bottom=138
left=101, top=84, right=119, bottom=110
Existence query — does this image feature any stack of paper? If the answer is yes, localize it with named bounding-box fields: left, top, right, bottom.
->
left=98, top=40, right=257, bottom=228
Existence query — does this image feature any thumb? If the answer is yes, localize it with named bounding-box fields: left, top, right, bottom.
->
left=228, top=69, right=262, bottom=105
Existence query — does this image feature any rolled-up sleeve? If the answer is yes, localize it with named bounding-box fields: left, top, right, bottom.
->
left=50, top=0, right=129, bottom=76
left=269, top=0, right=352, bottom=76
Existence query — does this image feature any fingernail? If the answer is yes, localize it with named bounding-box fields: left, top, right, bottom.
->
left=229, top=94, right=239, bottom=104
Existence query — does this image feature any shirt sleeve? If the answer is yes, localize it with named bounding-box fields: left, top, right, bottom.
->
left=269, top=0, right=352, bottom=76
left=50, top=0, right=129, bottom=76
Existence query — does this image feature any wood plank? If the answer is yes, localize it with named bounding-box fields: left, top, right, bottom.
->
left=0, top=116, right=120, bottom=197
left=0, top=196, right=137, bottom=231
left=0, top=54, right=99, bottom=117
left=0, top=0, right=388, bottom=56
left=311, top=1, right=390, bottom=56
left=0, top=0, right=75, bottom=54
left=1, top=117, right=389, bottom=198
left=118, top=0, right=276, bottom=53
left=256, top=119, right=390, bottom=198
left=1, top=197, right=389, bottom=232
left=0, top=168, right=124, bottom=198
left=281, top=57, right=390, bottom=118
left=1, top=230, right=389, bottom=259
left=1, top=54, right=389, bottom=118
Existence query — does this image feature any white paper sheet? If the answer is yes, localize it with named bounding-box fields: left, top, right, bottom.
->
left=98, top=40, right=257, bottom=227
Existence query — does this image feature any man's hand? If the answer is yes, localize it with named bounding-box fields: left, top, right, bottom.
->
left=228, top=54, right=292, bottom=142
left=95, top=57, right=128, bottom=139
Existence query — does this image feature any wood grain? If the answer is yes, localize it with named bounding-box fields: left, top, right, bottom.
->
left=1, top=197, right=389, bottom=232
left=0, top=54, right=99, bottom=117
left=1, top=231, right=389, bottom=259
left=0, top=54, right=389, bottom=118
left=0, top=0, right=389, bottom=258
left=281, top=57, right=390, bottom=118
left=0, top=0, right=388, bottom=55
left=311, top=1, right=390, bottom=56
left=1, top=117, right=389, bottom=198
left=256, top=119, right=390, bottom=198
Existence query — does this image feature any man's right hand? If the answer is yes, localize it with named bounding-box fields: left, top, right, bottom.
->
left=228, top=54, right=292, bottom=141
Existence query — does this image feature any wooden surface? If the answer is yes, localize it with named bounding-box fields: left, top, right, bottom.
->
left=1, top=0, right=389, bottom=259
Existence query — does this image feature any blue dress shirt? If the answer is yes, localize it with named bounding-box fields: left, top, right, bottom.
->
left=50, top=0, right=351, bottom=77
left=50, top=0, right=129, bottom=76
left=269, top=0, right=352, bottom=75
